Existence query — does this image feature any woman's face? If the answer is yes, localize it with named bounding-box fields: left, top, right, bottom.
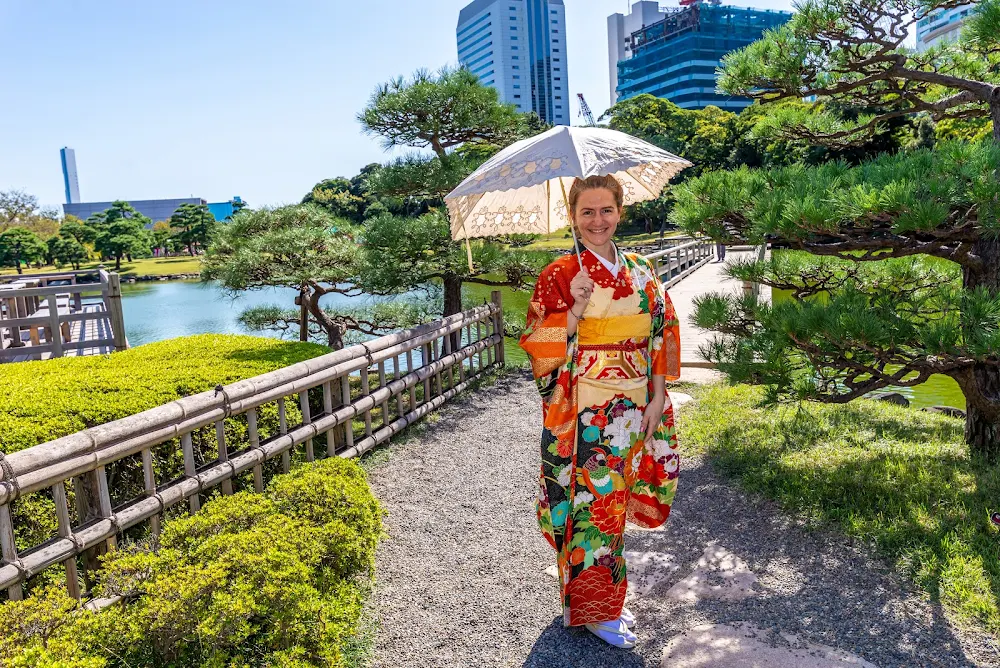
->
left=572, top=187, right=621, bottom=249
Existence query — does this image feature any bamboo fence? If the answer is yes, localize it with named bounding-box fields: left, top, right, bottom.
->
left=0, top=292, right=505, bottom=602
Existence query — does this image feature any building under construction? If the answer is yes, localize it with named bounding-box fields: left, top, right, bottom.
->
left=615, top=1, right=792, bottom=111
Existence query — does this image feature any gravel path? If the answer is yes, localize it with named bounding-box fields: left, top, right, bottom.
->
left=367, top=374, right=997, bottom=668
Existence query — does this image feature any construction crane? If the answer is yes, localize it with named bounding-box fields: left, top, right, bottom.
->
left=577, top=93, right=595, bottom=126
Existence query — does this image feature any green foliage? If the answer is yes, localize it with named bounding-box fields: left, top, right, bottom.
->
left=357, top=211, right=548, bottom=294
left=168, top=203, right=219, bottom=255
left=0, top=226, right=46, bottom=272
left=302, top=177, right=367, bottom=221
left=47, top=235, right=88, bottom=269
left=0, top=334, right=325, bottom=457
left=0, top=458, right=382, bottom=667
left=717, top=0, right=1000, bottom=145
left=671, top=140, right=1000, bottom=244
left=692, top=253, right=977, bottom=402
left=59, top=217, right=98, bottom=245
left=238, top=297, right=439, bottom=347
left=0, top=190, right=61, bottom=240
left=1, top=335, right=326, bottom=549
left=681, top=383, right=1000, bottom=634
left=86, top=201, right=152, bottom=270
left=202, top=205, right=359, bottom=292
left=358, top=67, right=521, bottom=157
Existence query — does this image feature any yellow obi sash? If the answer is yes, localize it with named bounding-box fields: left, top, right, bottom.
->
left=577, top=313, right=651, bottom=346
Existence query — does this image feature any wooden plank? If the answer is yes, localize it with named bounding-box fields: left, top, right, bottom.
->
left=278, top=398, right=290, bottom=473
left=141, top=448, right=160, bottom=538
left=299, top=390, right=314, bottom=462
left=51, top=482, right=81, bottom=600
left=215, top=421, right=233, bottom=495
left=246, top=407, right=264, bottom=493
left=323, top=381, right=335, bottom=456
left=182, top=432, right=200, bottom=512
left=0, top=503, right=23, bottom=600
left=341, top=375, right=354, bottom=452
left=361, top=365, right=373, bottom=437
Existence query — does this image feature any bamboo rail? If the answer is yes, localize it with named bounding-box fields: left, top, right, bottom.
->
left=0, top=269, right=127, bottom=362
left=0, top=292, right=505, bottom=601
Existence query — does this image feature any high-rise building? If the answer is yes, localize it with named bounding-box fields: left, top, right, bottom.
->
left=614, top=1, right=792, bottom=112
left=916, top=4, right=975, bottom=50
left=607, top=2, right=672, bottom=105
left=457, top=0, right=569, bottom=125
left=60, top=147, right=81, bottom=204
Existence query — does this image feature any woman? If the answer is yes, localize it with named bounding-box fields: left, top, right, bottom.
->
left=519, top=175, right=681, bottom=649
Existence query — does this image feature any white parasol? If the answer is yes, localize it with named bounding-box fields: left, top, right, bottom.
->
left=445, top=125, right=692, bottom=269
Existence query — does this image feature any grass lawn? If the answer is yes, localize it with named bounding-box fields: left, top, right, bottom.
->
left=681, top=384, right=1000, bottom=636
left=1, top=256, right=204, bottom=278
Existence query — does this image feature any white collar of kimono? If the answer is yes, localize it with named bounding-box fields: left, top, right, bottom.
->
left=585, top=244, right=620, bottom=277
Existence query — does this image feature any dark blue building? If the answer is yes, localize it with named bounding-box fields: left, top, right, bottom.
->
left=616, top=2, right=792, bottom=112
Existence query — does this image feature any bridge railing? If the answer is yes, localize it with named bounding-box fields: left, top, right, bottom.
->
left=0, top=269, right=127, bottom=362
left=0, top=292, right=504, bottom=602
left=645, top=238, right=715, bottom=287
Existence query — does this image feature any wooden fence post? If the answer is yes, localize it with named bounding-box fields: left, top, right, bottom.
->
left=46, top=294, right=63, bottom=358
left=491, top=291, right=505, bottom=367
left=106, top=273, right=128, bottom=351
left=0, top=503, right=22, bottom=601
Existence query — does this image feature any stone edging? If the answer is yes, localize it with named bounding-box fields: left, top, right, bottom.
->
left=121, top=273, right=201, bottom=283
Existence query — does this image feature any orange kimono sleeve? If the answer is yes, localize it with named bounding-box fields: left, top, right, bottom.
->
left=651, top=278, right=681, bottom=382
left=519, top=259, right=577, bottom=381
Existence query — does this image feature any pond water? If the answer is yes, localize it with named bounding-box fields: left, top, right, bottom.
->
left=118, top=279, right=532, bottom=364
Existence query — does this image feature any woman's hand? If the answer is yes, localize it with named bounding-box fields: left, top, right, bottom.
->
left=569, top=270, right=595, bottom=317
left=642, top=391, right=667, bottom=443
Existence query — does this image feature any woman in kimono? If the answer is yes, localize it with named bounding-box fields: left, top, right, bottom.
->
left=519, top=175, right=681, bottom=649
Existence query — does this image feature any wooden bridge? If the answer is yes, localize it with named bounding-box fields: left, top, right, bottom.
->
left=0, top=238, right=756, bottom=603
left=0, top=270, right=128, bottom=363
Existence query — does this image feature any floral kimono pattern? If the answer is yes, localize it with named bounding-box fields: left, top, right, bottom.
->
left=519, top=248, right=681, bottom=627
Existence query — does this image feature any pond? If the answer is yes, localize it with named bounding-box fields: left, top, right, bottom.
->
left=119, top=279, right=533, bottom=364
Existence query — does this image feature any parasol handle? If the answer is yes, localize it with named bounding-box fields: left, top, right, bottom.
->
left=457, top=219, right=475, bottom=273
left=558, top=177, right=585, bottom=272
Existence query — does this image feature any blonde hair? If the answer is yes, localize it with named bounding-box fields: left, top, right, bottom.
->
left=567, top=175, right=624, bottom=217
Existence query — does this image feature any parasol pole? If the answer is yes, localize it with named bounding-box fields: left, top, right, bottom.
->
left=457, top=220, right=475, bottom=273
left=558, top=177, right=585, bottom=272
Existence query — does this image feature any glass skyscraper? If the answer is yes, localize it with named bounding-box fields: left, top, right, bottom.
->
left=457, top=0, right=569, bottom=125
left=615, top=1, right=792, bottom=112
left=60, top=147, right=81, bottom=204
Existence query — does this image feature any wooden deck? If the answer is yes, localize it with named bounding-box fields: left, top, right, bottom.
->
left=668, top=249, right=770, bottom=368
left=0, top=270, right=126, bottom=363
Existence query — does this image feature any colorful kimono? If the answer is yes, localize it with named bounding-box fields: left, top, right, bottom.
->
left=519, top=248, right=681, bottom=627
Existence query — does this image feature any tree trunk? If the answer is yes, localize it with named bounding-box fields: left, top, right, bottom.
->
left=306, top=289, right=344, bottom=350
left=13, top=261, right=22, bottom=275
left=962, top=237, right=1000, bottom=458
left=114, top=254, right=122, bottom=271
left=443, top=276, right=462, bottom=317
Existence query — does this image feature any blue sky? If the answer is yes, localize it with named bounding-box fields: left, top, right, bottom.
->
left=1, top=0, right=798, bottom=212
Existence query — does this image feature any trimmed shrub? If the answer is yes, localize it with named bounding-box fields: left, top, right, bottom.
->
left=1, top=334, right=327, bottom=551
left=0, top=457, right=382, bottom=667
left=0, top=334, right=327, bottom=456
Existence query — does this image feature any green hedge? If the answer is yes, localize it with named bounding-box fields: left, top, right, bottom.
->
left=0, top=334, right=328, bottom=455
left=0, top=457, right=382, bottom=668
left=2, top=335, right=328, bottom=556
left=680, top=384, right=1000, bottom=636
